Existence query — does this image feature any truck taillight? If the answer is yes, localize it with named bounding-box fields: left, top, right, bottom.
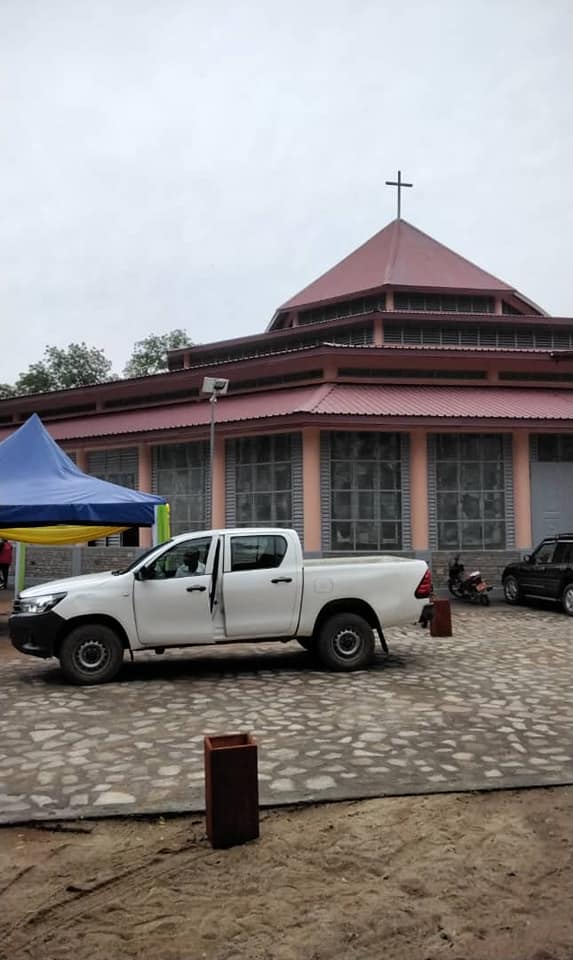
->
left=415, top=568, right=432, bottom=598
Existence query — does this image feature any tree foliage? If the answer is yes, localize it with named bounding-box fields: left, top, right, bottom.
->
left=123, top=329, right=192, bottom=378
left=14, top=343, right=113, bottom=395
left=0, top=330, right=193, bottom=398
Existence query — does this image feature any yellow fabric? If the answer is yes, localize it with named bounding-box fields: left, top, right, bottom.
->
left=0, top=525, right=128, bottom=545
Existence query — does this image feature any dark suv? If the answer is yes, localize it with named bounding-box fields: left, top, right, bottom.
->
left=502, top=535, right=573, bottom=615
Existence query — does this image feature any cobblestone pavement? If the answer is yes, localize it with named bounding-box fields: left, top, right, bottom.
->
left=0, top=601, right=572, bottom=824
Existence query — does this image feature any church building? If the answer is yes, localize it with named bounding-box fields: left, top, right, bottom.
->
left=2, top=210, right=573, bottom=573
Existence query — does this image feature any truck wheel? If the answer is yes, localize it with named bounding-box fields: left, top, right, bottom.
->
left=59, top=624, right=124, bottom=685
left=503, top=575, right=521, bottom=605
left=317, top=613, right=375, bottom=671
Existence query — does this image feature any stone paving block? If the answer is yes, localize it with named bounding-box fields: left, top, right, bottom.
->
left=0, top=602, right=572, bottom=823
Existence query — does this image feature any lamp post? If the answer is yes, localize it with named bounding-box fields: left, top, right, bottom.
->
left=201, top=377, right=230, bottom=524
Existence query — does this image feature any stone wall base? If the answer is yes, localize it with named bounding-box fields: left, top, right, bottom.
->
left=10, top=545, right=524, bottom=591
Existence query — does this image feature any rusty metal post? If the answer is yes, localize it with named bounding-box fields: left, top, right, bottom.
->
left=430, top=598, right=453, bottom=637
left=204, top=733, right=259, bottom=849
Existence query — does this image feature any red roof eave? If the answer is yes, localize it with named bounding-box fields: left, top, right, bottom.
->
left=2, top=384, right=573, bottom=445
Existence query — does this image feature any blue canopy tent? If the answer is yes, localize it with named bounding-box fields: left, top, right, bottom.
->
left=0, top=416, right=168, bottom=590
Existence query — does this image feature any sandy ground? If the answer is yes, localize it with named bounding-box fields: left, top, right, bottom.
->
left=0, top=787, right=571, bottom=960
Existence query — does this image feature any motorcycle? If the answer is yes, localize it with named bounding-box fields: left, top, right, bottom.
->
left=448, top=554, right=492, bottom=605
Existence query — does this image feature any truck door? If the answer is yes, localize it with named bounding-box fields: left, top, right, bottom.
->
left=133, top=536, right=215, bottom=646
left=222, top=533, right=301, bottom=638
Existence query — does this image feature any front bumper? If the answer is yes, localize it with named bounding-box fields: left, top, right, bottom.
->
left=9, top=612, right=66, bottom=659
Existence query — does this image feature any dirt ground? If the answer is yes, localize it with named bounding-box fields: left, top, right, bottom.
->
left=0, top=787, right=571, bottom=960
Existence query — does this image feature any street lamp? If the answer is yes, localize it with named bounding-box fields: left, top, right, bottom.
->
left=201, top=377, right=230, bottom=524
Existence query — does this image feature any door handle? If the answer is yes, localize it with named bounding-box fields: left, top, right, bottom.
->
left=271, top=577, right=293, bottom=584
left=186, top=585, right=207, bottom=592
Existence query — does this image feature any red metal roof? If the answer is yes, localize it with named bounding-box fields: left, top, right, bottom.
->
left=280, top=219, right=516, bottom=311
left=3, top=384, right=573, bottom=444
left=309, top=384, right=573, bottom=419
left=0, top=387, right=324, bottom=442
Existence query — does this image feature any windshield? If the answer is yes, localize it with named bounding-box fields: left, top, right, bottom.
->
left=112, top=541, right=173, bottom=576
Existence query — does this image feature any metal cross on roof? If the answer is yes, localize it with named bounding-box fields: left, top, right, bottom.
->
left=385, top=169, right=413, bottom=220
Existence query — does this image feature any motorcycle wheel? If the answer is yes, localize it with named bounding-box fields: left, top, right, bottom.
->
left=480, top=594, right=490, bottom=606
left=448, top=582, right=465, bottom=599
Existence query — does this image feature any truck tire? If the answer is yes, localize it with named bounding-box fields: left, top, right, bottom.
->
left=59, top=623, right=124, bottom=685
left=317, top=613, right=375, bottom=671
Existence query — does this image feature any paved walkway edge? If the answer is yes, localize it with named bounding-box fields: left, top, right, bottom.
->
left=1, top=774, right=572, bottom=827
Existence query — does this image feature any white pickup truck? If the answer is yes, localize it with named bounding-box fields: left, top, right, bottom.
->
left=10, top=527, right=433, bottom=685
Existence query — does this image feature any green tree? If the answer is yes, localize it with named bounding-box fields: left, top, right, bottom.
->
left=123, top=329, right=192, bottom=378
left=0, top=383, right=14, bottom=399
left=14, top=343, right=113, bottom=395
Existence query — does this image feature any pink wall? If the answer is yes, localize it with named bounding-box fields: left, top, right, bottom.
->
left=513, top=430, right=532, bottom=548
left=302, top=427, right=321, bottom=551
left=138, top=444, right=152, bottom=547
left=409, top=429, right=429, bottom=550
left=212, top=435, right=226, bottom=528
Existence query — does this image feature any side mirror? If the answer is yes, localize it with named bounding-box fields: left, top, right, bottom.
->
left=135, top=566, right=152, bottom=581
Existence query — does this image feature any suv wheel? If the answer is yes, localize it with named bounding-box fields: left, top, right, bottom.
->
left=503, top=575, right=521, bottom=605
left=561, top=583, right=573, bottom=616
left=59, top=624, right=124, bottom=685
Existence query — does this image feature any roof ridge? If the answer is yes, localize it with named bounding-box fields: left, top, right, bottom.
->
left=383, top=218, right=400, bottom=285
left=397, top=218, right=513, bottom=289
left=302, top=382, right=336, bottom=413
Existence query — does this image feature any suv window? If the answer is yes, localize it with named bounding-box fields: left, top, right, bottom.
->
left=230, top=535, right=287, bottom=572
left=553, top=541, right=573, bottom=564
left=532, top=540, right=556, bottom=564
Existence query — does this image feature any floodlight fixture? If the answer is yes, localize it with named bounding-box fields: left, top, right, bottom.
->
left=201, top=377, right=230, bottom=396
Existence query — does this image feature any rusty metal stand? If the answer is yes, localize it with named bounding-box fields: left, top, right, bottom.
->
left=204, top=733, right=259, bottom=849
left=430, top=598, right=453, bottom=637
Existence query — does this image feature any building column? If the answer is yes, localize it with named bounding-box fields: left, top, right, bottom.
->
left=513, top=430, right=532, bottom=549
left=410, top=429, right=429, bottom=551
left=138, top=444, right=153, bottom=547
left=373, top=316, right=384, bottom=346
left=211, top=434, right=226, bottom=528
left=324, top=359, right=337, bottom=381
left=76, top=449, right=88, bottom=472
left=302, top=427, right=321, bottom=553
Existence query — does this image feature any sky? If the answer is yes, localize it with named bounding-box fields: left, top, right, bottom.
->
left=0, top=0, right=572, bottom=384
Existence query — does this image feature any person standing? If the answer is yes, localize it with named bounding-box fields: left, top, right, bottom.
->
left=0, top=539, right=13, bottom=589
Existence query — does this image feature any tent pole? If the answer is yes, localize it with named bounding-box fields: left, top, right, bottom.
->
left=15, top=542, right=26, bottom=595
left=156, top=504, right=170, bottom=543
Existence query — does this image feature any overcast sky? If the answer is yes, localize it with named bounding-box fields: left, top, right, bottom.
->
left=0, top=0, right=572, bottom=384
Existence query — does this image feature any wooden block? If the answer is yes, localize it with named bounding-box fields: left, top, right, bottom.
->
left=204, top=733, right=259, bottom=849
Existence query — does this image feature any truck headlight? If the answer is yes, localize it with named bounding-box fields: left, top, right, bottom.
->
left=18, top=593, right=67, bottom=615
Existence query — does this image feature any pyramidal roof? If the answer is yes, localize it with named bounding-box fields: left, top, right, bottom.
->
left=279, top=218, right=515, bottom=312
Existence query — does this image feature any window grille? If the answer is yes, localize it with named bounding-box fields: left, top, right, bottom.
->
left=382, top=322, right=573, bottom=350
left=433, top=434, right=506, bottom=549
left=532, top=434, right=573, bottom=462
left=327, top=432, right=403, bottom=551
left=394, top=293, right=495, bottom=313
left=337, top=367, right=487, bottom=380
left=152, top=442, right=208, bottom=535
